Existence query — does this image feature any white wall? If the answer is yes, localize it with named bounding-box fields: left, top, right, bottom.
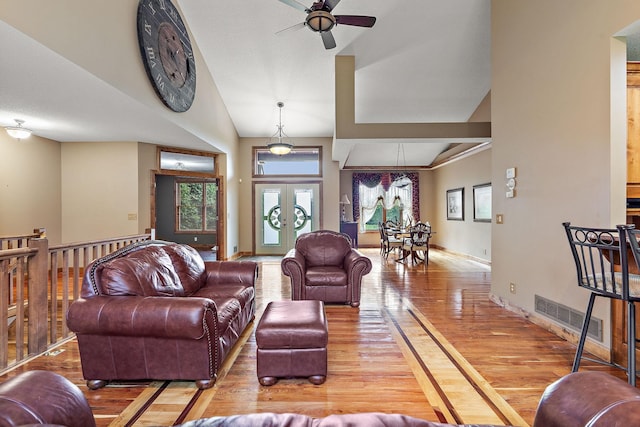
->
left=491, top=0, right=640, bottom=349
left=0, top=133, right=62, bottom=244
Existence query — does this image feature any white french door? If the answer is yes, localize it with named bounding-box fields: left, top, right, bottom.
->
left=254, top=183, right=320, bottom=255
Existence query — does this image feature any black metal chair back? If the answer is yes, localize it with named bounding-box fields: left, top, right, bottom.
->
left=563, top=222, right=637, bottom=385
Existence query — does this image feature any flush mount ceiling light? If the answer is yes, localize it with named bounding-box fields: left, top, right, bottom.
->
left=267, top=102, right=293, bottom=156
left=5, top=119, right=32, bottom=140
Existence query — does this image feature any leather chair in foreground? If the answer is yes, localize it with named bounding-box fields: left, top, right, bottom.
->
left=2, top=370, right=640, bottom=426
left=281, top=230, right=372, bottom=307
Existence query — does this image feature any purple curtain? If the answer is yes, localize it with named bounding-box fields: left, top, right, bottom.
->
left=351, top=172, right=419, bottom=224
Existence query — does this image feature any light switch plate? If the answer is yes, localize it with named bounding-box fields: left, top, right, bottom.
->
left=506, top=167, right=516, bottom=179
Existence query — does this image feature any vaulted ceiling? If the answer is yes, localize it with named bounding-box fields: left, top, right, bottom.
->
left=0, top=0, right=492, bottom=168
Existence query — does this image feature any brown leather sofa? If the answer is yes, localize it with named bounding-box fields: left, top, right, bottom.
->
left=67, top=240, right=257, bottom=390
left=2, top=370, right=640, bottom=426
left=281, top=230, right=372, bottom=307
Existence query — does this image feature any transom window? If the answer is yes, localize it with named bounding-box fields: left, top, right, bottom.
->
left=253, top=147, right=322, bottom=177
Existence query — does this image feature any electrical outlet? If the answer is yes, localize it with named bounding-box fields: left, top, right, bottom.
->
left=194, top=236, right=198, bottom=242
left=509, top=282, right=516, bottom=294
left=496, top=214, right=504, bottom=224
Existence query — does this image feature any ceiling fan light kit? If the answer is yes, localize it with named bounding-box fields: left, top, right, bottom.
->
left=306, top=10, right=336, bottom=32
left=278, top=0, right=376, bottom=49
left=267, top=102, right=294, bottom=155
left=5, top=119, right=32, bottom=140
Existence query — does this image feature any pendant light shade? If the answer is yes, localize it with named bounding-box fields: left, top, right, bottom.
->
left=267, top=102, right=293, bottom=155
left=5, top=119, right=32, bottom=140
left=392, top=143, right=411, bottom=188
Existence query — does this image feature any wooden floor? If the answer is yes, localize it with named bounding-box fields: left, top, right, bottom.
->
left=0, top=248, right=631, bottom=427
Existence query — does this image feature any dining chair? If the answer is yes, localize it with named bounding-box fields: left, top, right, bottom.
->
left=401, top=222, right=432, bottom=264
left=381, top=221, right=403, bottom=259
left=563, top=222, right=640, bottom=386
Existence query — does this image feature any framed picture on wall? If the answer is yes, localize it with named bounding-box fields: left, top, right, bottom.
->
left=473, top=183, right=492, bottom=222
left=446, top=187, right=464, bottom=221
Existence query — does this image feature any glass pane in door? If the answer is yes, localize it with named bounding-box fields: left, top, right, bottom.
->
left=293, top=188, right=313, bottom=239
left=262, top=189, right=281, bottom=246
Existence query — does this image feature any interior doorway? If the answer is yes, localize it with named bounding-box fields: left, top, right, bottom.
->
left=153, top=173, right=222, bottom=258
left=253, top=182, right=321, bottom=255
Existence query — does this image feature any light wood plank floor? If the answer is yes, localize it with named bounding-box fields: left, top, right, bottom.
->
left=0, top=248, right=631, bottom=427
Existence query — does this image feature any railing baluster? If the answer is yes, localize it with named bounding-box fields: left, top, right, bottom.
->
left=0, top=259, right=9, bottom=368
left=0, top=231, right=151, bottom=373
left=49, top=251, right=59, bottom=344
left=15, top=257, right=25, bottom=362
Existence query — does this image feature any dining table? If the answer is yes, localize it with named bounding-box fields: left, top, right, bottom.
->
left=393, top=227, right=435, bottom=263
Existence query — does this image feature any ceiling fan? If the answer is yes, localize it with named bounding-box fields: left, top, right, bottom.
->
left=277, top=0, right=376, bottom=49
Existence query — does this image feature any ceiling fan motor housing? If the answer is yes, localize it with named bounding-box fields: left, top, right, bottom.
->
left=306, top=10, right=336, bottom=32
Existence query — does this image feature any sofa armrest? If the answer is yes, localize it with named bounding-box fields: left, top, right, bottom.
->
left=343, top=249, right=373, bottom=281
left=203, top=261, right=257, bottom=287
left=0, top=370, right=96, bottom=427
left=67, top=296, right=218, bottom=340
left=281, top=249, right=306, bottom=299
left=532, top=371, right=640, bottom=427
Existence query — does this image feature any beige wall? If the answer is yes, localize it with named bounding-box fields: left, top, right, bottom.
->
left=61, top=142, right=140, bottom=242
left=0, top=133, right=62, bottom=244
left=238, top=137, right=339, bottom=254
left=138, top=143, right=156, bottom=234
left=432, top=148, right=492, bottom=261
left=491, top=0, right=640, bottom=349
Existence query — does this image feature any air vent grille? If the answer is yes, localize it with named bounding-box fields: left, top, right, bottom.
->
left=535, top=294, right=603, bottom=342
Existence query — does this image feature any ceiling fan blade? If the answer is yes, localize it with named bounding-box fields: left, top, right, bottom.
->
left=276, top=22, right=306, bottom=35
left=322, top=0, right=341, bottom=12
left=335, top=15, right=376, bottom=27
left=277, top=0, right=311, bottom=13
left=321, top=31, right=336, bottom=49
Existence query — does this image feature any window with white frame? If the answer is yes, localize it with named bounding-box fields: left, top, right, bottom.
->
left=359, top=183, right=413, bottom=232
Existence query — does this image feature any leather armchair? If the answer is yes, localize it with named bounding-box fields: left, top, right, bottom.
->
left=67, top=240, right=257, bottom=390
left=281, top=230, right=372, bottom=307
left=0, top=370, right=96, bottom=427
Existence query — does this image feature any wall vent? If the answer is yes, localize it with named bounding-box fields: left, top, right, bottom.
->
left=535, top=294, right=603, bottom=342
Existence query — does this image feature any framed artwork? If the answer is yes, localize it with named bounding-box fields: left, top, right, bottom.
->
left=446, top=187, right=464, bottom=221
left=473, top=183, right=492, bottom=222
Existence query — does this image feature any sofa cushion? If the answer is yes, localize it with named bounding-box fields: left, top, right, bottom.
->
left=163, top=244, right=206, bottom=295
left=306, top=266, right=347, bottom=287
left=296, top=231, right=351, bottom=267
left=193, top=284, right=254, bottom=311
left=177, top=412, right=445, bottom=427
left=99, top=246, right=185, bottom=296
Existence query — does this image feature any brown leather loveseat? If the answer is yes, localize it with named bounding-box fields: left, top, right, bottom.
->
left=67, top=240, right=257, bottom=390
left=281, top=230, right=372, bottom=307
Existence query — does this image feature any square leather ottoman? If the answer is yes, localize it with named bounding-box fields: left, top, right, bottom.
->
left=255, top=300, right=328, bottom=386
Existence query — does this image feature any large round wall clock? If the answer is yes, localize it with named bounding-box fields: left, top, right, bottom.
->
left=136, top=0, right=196, bottom=112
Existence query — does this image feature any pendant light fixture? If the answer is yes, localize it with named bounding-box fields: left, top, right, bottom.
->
left=5, top=119, right=32, bottom=140
left=393, top=143, right=412, bottom=188
left=267, top=102, right=293, bottom=155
